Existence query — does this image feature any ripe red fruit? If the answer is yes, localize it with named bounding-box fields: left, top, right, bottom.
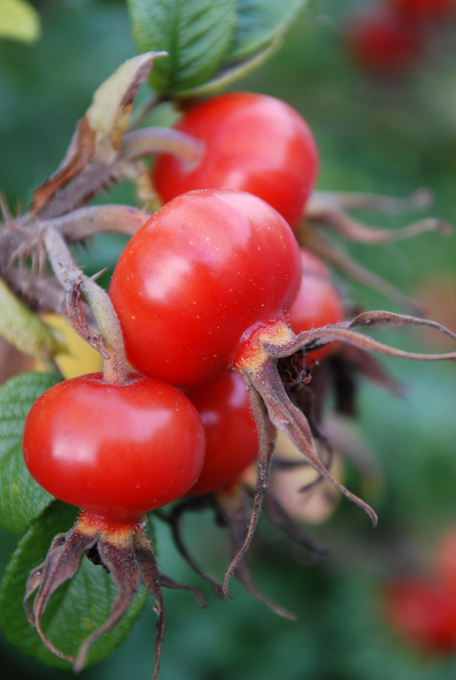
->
left=296, top=247, right=331, bottom=277
left=152, top=92, right=319, bottom=230
left=23, top=372, right=206, bottom=521
left=287, top=248, right=344, bottom=363
left=347, top=14, right=419, bottom=75
left=109, top=187, right=377, bottom=562
left=385, top=577, right=456, bottom=652
left=109, top=189, right=302, bottom=387
left=185, top=372, right=258, bottom=497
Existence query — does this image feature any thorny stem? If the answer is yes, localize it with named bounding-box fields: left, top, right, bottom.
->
left=44, top=228, right=129, bottom=384
left=34, top=205, right=150, bottom=241
left=0, top=205, right=150, bottom=312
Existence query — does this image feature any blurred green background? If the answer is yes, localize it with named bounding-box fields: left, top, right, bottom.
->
left=1, top=0, right=456, bottom=678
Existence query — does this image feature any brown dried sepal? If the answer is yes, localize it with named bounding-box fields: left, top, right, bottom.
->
left=157, top=482, right=326, bottom=618
left=23, top=511, right=205, bottom=679
left=215, top=483, right=295, bottom=618
left=157, top=496, right=226, bottom=600
left=225, top=310, right=456, bottom=593
left=270, top=435, right=343, bottom=524
left=298, top=226, right=428, bottom=316
left=299, top=189, right=452, bottom=316
left=304, top=189, right=451, bottom=244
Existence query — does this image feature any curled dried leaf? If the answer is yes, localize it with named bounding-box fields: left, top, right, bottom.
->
left=29, top=52, right=167, bottom=219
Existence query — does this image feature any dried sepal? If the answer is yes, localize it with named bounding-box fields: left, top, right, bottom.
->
left=228, top=309, right=456, bottom=592
left=262, top=488, right=329, bottom=553
left=158, top=498, right=226, bottom=599
left=24, top=512, right=205, bottom=679
left=216, top=484, right=297, bottom=620
left=304, top=189, right=451, bottom=243
left=244, top=356, right=377, bottom=524
left=73, top=531, right=142, bottom=673
left=159, top=484, right=325, bottom=621
left=330, top=342, right=405, bottom=397
left=44, top=227, right=129, bottom=385
left=24, top=526, right=100, bottom=664
left=222, top=372, right=277, bottom=596
left=324, top=187, right=433, bottom=212
left=299, top=226, right=427, bottom=316
left=280, top=377, right=332, bottom=453
left=324, top=414, right=383, bottom=485
left=300, top=188, right=451, bottom=315
left=158, top=573, right=207, bottom=609
left=262, top=311, right=456, bottom=362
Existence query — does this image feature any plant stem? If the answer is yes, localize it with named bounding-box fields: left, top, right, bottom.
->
left=44, top=228, right=129, bottom=385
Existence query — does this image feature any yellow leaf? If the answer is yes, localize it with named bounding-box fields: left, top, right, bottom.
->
left=88, top=52, right=167, bottom=162
left=0, top=277, right=65, bottom=357
left=39, top=314, right=102, bottom=379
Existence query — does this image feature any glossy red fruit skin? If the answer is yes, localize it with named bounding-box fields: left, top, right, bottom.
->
left=109, top=189, right=302, bottom=387
left=185, top=372, right=258, bottom=497
left=347, top=15, right=418, bottom=75
left=153, top=92, right=319, bottom=230
left=287, top=248, right=344, bottom=363
left=385, top=577, right=456, bottom=652
left=23, top=373, right=206, bottom=521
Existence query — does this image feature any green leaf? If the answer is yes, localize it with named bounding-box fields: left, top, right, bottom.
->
left=177, top=35, right=281, bottom=99
left=127, top=0, right=237, bottom=94
left=0, top=372, right=61, bottom=534
left=0, top=277, right=67, bottom=358
left=0, top=0, right=41, bottom=44
left=0, top=502, right=148, bottom=668
left=227, top=0, right=307, bottom=63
